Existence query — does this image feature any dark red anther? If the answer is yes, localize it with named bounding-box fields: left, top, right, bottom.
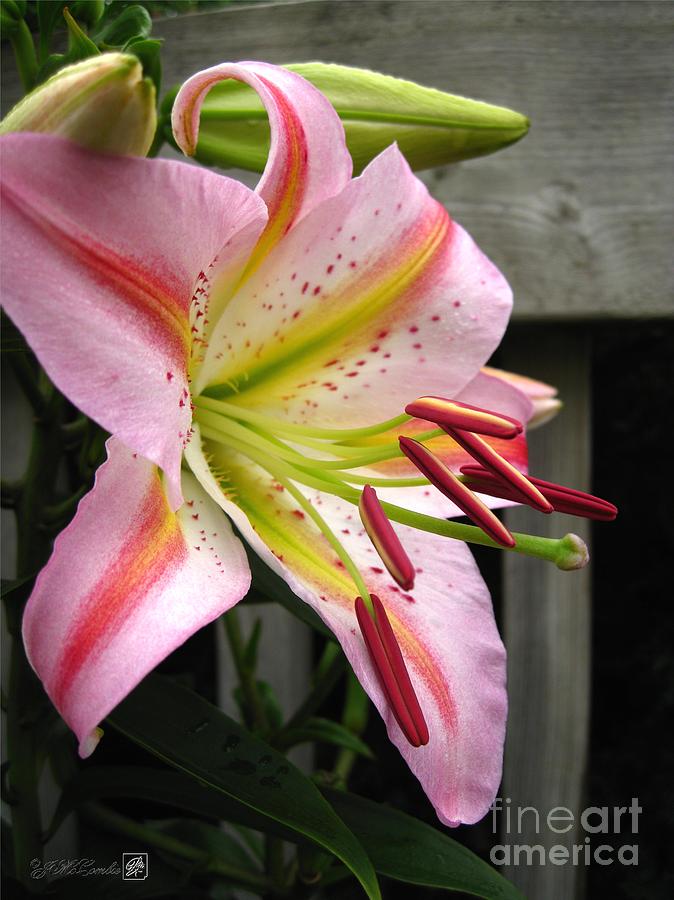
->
left=359, top=485, right=416, bottom=589
left=399, top=437, right=515, bottom=547
left=355, top=595, right=429, bottom=747
left=460, top=465, right=618, bottom=521
left=405, top=396, right=523, bottom=439
left=443, top=427, right=553, bottom=513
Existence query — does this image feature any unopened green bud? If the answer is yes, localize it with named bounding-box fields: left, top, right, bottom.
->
left=0, top=52, right=156, bottom=156
left=178, top=62, right=529, bottom=174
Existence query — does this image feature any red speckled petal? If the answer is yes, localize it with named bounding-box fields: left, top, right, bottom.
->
left=186, top=429, right=506, bottom=826
left=0, top=133, right=266, bottom=508
left=173, top=61, right=352, bottom=264
left=22, top=438, right=250, bottom=757
left=198, top=145, right=512, bottom=417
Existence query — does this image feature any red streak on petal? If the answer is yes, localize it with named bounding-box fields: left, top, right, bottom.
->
left=399, top=437, right=515, bottom=547
left=359, top=485, right=415, bottom=589
left=405, top=396, right=522, bottom=439
left=445, top=428, right=553, bottom=513
left=53, top=475, right=186, bottom=709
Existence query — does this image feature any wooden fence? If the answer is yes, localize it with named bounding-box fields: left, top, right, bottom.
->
left=2, top=2, right=671, bottom=897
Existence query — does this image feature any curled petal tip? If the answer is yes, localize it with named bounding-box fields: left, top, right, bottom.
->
left=79, top=726, right=104, bottom=759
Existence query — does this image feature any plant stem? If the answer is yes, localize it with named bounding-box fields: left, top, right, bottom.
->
left=333, top=674, right=370, bottom=788
left=222, top=608, right=269, bottom=734
left=82, top=802, right=274, bottom=892
left=5, top=388, right=64, bottom=887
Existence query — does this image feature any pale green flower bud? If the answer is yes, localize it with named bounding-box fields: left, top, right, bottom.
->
left=181, top=62, right=529, bottom=174
left=0, top=52, right=156, bottom=156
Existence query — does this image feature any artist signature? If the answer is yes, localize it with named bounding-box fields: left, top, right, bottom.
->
left=30, top=857, right=121, bottom=879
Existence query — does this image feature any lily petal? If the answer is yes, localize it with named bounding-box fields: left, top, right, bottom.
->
left=482, top=365, right=561, bottom=429
left=172, top=61, right=352, bottom=263
left=198, top=145, right=512, bottom=412
left=0, top=133, right=266, bottom=508
left=22, top=438, right=251, bottom=757
left=185, top=429, right=505, bottom=825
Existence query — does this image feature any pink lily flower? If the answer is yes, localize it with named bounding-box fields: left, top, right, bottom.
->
left=2, top=62, right=562, bottom=825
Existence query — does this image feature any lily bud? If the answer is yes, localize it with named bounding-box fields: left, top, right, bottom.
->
left=172, top=61, right=529, bottom=175
left=0, top=52, right=156, bottom=156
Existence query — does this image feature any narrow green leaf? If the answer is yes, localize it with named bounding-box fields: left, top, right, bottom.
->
left=276, top=717, right=374, bottom=758
left=91, top=4, right=152, bottom=46
left=45, top=765, right=295, bottom=844
left=107, top=675, right=381, bottom=900
left=324, top=790, right=524, bottom=899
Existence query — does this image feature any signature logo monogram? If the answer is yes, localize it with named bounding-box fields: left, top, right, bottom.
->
left=122, top=852, right=148, bottom=881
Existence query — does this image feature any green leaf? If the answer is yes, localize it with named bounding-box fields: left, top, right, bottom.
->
left=153, top=818, right=260, bottom=876
left=107, top=675, right=381, bottom=900
left=64, top=7, right=99, bottom=61
left=276, top=717, right=374, bottom=758
left=324, top=790, right=524, bottom=899
left=91, top=4, right=152, bottom=46
left=46, top=765, right=299, bottom=844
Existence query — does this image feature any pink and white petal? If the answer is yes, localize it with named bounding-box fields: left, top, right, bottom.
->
left=22, top=437, right=251, bottom=757
left=198, top=145, right=512, bottom=417
left=482, top=365, right=561, bottom=429
left=0, top=133, right=266, bottom=508
left=172, top=61, right=352, bottom=262
left=185, top=430, right=505, bottom=826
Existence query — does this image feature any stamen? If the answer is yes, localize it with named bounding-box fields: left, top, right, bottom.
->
left=443, top=427, right=554, bottom=514
left=406, top=396, right=523, bottom=439
left=460, top=465, right=618, bottom=521
left=355, top=594, right=429, bottom=747
left=399, top=437, right=515, bottom=548
left=359, top=485, right=416, bottom=589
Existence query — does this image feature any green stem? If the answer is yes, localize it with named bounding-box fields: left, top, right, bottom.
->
left=333, top=674, right=369, bottom=788
left=8, top=353, right=46, bottom=416
left=82, top=802, right=274, bottom=892
left=10, top=18, right=38, bottom=93
left=194, top=394, right=409, bottom=441
left=222, top=608, right=270, bottom=734
left=5, top=390, right=64, bottom=887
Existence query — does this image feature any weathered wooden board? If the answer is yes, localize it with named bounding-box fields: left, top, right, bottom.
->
left=502, top=327, right=592, bottom=899
left=142, top=0, right=674, bottom=320
left=2, top=2, right=671, bottom=317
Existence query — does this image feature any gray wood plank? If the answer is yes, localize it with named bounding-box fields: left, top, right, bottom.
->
left=146, top=0, right=672, bottom=320
left=501, top=327, right=592, bottom=900
left=2, top=2, right=671, bottom=317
